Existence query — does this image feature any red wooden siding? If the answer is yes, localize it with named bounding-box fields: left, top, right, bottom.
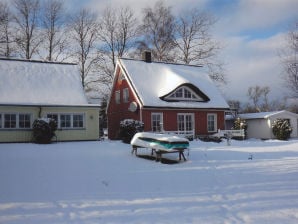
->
left=107, top=68, right=140, bottom=139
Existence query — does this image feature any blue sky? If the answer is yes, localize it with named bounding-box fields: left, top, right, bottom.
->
left=65, top=0, right=297, bottom=103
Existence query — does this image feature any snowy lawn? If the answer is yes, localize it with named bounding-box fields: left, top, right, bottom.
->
left=1, top=139, right=298, bottom=224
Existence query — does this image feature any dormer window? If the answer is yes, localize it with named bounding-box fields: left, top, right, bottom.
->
left=160, top=83, right=210, bottom=102
left=166, top=86, right=202, bottom=101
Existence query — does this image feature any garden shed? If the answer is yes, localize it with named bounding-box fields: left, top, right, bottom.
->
left=229, top=110, right=298, bottom=139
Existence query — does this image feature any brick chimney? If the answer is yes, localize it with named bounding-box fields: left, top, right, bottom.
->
left=142, top=51, right=152, bottom=63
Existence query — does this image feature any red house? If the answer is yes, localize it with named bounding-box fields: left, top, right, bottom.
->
left=107, top=54, right=229, bottom=140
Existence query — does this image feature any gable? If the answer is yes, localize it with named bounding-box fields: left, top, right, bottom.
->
left=0, top=58, right=88, bottom=106
left=160, top=83, right=210, bottom=102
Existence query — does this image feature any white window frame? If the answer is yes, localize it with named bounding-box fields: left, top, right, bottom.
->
left=0, top=113, right=32, bottom=129
left=207, top=113, right=217, bottom=132
left=47, top=113, right=85, bottom=129
left=177, top=113, right=194, bottom=132
left=166, top=87, right=202, bottom=101
left=151, top=113, right=163, bottom=132
left=123, top=88, right=129, bottom=103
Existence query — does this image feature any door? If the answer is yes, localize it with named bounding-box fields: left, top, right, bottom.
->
left=177, top=113, right=194, bottom=134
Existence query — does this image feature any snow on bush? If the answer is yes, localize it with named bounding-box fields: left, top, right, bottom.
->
left=119, top=119, right=144, bottom=143
left=272, top=119, right=292, bottom=140
left=233, top=117, right=247, bottom=139
left=32, top=118, right=57, bottom=144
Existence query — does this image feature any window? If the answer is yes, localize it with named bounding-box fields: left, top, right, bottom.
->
left=4, top=114, right=16, bottom=128
left=177, top=113, right=194, bottom=132
left=207, top=114, right=217, bottom=132
left=73, top=114, right=84, bottom=128
left=46, top=113, right=85, bottom=129
left=115, top=90, right=120, bottom=104
left=19, top=114, right=31, bottom=128
left=123, top=88, right=129, bottom=103
left=0, top=114, right=1, bottom=128
left=151, top=113, right=163, bottom=132
left=60, top=114, right=71, bottom=128
left=47, top=114, right=58, bottom=123
left=167, top=87, right=201, bottom=101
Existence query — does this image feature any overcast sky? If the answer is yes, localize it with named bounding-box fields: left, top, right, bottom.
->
left=65, top=0, right=297, bottom=103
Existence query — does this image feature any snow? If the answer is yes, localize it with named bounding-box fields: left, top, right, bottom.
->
left=230, top=110, right=298, bottom=120
left=131, top=132, right=189, bottom=151
left=0, top=59, right=88, bottom=105
left=1, top=139, right=298, bottom=223
left=119, top=58, right=229, bottom=109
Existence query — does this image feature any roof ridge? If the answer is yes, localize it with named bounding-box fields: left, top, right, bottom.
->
left=0, top=57, right=77, bottom=65
left=119, top=57, right=203, bottom=68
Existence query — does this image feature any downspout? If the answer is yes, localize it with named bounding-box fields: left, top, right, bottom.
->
left=38, top=107, right=42, bottom=118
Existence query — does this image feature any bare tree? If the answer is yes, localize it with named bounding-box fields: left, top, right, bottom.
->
left=175, top=9, right=225, bottom=84
left=13, top=0, right=42, bottom=59
left=0, top=2, right=14, bottom=57
left=42, top=0, right=68, bottom=61
left=247, top=85, right=271, bottom=112
left=139, top=0, right=176, bottom=61
left=96, top=6, right=138, bottom=90
left=280, top=21, right=298, bottom=97
left=69, top=8, right=99, bottom=88
left=98, top=6, right=137, bottom=68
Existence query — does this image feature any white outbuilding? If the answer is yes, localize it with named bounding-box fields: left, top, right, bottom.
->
left=231, top=110, right=298, bottom=139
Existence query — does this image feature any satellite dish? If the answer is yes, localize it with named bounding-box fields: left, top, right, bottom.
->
left=128, top=101, right=138, bottom=112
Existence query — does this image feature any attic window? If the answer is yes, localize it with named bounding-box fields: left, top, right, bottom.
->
left=166, top=86, right=202, bottom=101
left=160, top=84, right=210, bottom=102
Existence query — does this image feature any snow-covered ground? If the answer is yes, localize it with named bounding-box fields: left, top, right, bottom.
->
left=1, top=139, right=298, bottom=224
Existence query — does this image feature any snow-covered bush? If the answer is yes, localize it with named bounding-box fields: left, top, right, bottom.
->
left=233, top=117, right=247, bottom=139
left=32, top=118, right=57, bottom=144
left=119, top=119, right=144, bottom=143
left=272, top=119, right=292, bottom=140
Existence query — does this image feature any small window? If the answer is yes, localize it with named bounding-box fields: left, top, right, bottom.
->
left=151, top=113, right=163, bottom=132
left=19, top=114, right=31, bottom=128
left=115, top=90, right=120, bottom=104
left=73, top=114, right=84, bottom=128
left=207, top=114, right=217, bottom=132
left=47, top=114, right=58, bottom=123
left=123, top=88, right=129, bottom=103
left=0, top=114, right=2, bottom=128
left=60, top=114, right=71, bottom=128
left=4, top=114, right=16, bottom=128
left=167, top=87, right=201, bottom=101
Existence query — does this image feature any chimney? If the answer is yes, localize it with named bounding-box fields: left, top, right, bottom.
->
left=142, top=51, right=152, bottom=63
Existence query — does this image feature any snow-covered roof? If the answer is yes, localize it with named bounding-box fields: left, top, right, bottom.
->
left=237, top=110, right=298, bottom=120
left=0, top=58, right=89, bottom=106
left=119, top=58, right=229, bottom=109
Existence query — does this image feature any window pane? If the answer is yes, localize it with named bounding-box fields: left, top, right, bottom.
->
left=0, top=114, right=2, bottom=128
left=4, top=114, right=16, bottom=128
left=123, top=88, right=129, bottom=103
left=152, top=113, right=162, bottom=132
left=207, top=115, right=215, bottom=132
left=47, top=114, right=58, bottom=122
left=184, top=89, right=192, bottom=98
left=73, top=114, right=84, bottom=128
left=115, top=91, right=120, bottom=104
left=19, top=114, right=31, bottom=128
left=60, top=114, right=71, bottom=128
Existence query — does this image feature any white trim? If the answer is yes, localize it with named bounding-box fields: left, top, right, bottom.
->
left=165, top=86, right=204, bottom=101
left=207, top=113, right=217, bottom=132
left=0, top=112, right=32, bottom=129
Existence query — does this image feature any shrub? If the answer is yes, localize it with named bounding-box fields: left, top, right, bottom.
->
left=32, top=118, right=57, bottom=144
left=272, top=119, right=292, bottom=140
left=233, top=117, right=247, bottom=139
left=119, top=119, right=144, bottom=143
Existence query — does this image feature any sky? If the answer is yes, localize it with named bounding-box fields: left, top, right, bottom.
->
left=64, top=0, right=298, bottom=103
